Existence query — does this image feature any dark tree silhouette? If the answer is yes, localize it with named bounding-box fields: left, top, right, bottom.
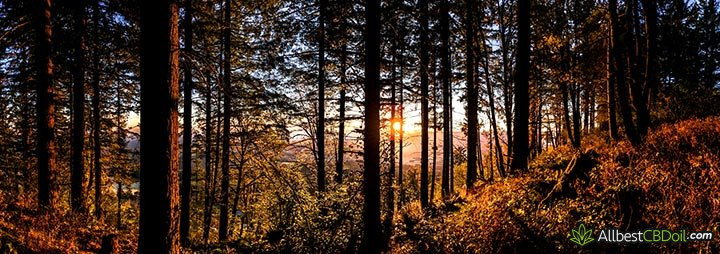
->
left=138, top=0, right=181, bottom=252
left=33, top=0, right=56, bottom=208
left=440, top=0, right=451, bottom=198
left=316, top=0, right=327, bottom=192
left=219, top=0, right=232, bottom=241
left=465, top=0, right=478, bottom=188
left=510, top=0, right=530, bottom=171
left=419, top=0, right=430, bottom=209
left=70, top=0, right=87, bottom=213
left=361, top=0, right=381, bottom=252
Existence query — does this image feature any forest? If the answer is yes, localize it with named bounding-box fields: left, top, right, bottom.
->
left=0, top=0, right=719, bottom=253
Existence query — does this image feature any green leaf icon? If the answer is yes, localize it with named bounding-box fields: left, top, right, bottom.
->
left=569, top=223, right=595, bottom=246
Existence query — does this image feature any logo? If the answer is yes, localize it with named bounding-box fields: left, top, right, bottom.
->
left=570, top=223, right=595, bottom=246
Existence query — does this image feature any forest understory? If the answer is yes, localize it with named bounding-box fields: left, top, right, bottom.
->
left=1, top=117, right=718, bottom=253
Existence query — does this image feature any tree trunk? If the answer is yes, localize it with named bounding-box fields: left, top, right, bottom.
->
left=606, top=37, right=619, bottom=140
left=609, top=0, right=640, bottom=145
left=91, top=0, right=102, bottom=219
left=316, top=0, right=327, bottom=192
left=138, top=0, right=180, bottom=252
left=202, top=69, right=213, bottom=243
left=478, top=27, right=505, bottom=177
left=640, top=0, right=657, bottom=135
left=440, top=0, right=451, bottom=199
left=465, top=0, right=477, bottom=189
left=510, top=0, right=530, bottom=171
left=180, top=0, right=193, bottom=246
left=398, top=47, right=405, bottom=205
left=419, top=0, right=429, bottom=209
left=384, top=41, right=397, bottom=249
left=625, top=0, right=649, bottom=138
left=571, top=84, right=582, bottom=147
left=71, top=0, right=87, bottom=213
left=33, top=0, right=56, bottom=208
left=361, top=0, right=382, bottom=252
left=219, top=0, right=232, bottom=241
left=335, top=45, right=347, bottom=184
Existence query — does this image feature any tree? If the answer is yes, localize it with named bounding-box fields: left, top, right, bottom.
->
left=33, top=0, right=56, bottom=208
left=361, top=0, right=381, bottom=252
left=70, top=0, right=87, bottom=213
left=138, top=0, right=180, bottom=252
left=510, top=0, right=530, bottom=171
left=419, top=0, right=430, bottom=209
left=609, top=0, right=640, bottom=145
left=219, top=0, right=232, bottom=241
left=316, top=0, right=327, bottom=192
left=335, top=45, right=347, bottom=184
left=606, top=36, right=619, bottom=140
left=91, top=0, right=103, bottom=219
left=180, top=0, right=193, bottom=246
left=440, top=0, right=451, bottom=199
left=465, top=0, right=478, bottom=189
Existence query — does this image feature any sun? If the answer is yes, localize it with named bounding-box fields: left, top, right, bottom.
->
left=392, top=121, right=402, bottom=132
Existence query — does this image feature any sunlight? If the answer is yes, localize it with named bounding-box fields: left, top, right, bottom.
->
left=392, top=121, right=402, bottom=132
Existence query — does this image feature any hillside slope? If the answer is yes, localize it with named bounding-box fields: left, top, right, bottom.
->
left=393, top=117, right=720, bottom=253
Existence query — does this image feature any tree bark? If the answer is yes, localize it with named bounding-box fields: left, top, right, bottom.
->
left=219, top=0, right=232, bottom=241
left=510, top=0, right=530, bottom=171
left=606, top=37, right=619, bottom=140
left=640, top=0, right=657, bottom=135
left=91, top=0, right=102, bottom=219
left=138, top=0, right=180, bottom=252
left=465, top=0, right=478, bottom=189
left=316, top=0, right=327, bottom=192
left=180, top=0, right=193, bottom=246
left=71, top=0, right=87, bottom=213
left=419, top=0, right=429, bottom=209
left=33, top=0, right=56, bottom=208
left=335, top=45, right=347, bottom=184
left=609, top=0, right=640, bottom=145
left=361, top=0, right=382, bottom=252
left=440, top=0, right=451, bottom=199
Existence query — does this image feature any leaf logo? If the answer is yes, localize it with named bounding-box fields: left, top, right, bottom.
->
left=569, top=223, right=595, bottom=246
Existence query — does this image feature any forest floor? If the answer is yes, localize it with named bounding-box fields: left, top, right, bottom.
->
left=1, top=117, right=719, bottom=253
left=392, top=117, right=720, bottom=253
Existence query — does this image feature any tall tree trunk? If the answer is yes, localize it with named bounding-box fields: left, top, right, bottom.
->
left=510, top=0, right=530, bottom=171
left=398, top=46, right=405, bottom=206
left=499, top=1, right=513, bottom=170
left=219, top=0, right=232, bottom=241
left=479, top=31, right=505, bottom=177
left=571, top=84, right=582, bottom=147
left=91, top=0, right=102, bottom=219
left=138, top=0, right=180, bottom=252
left=180, top=0, right=193, bottom=246
left=316, top=0, right=327, bottom=192
left=625, top=0, right=649, bottom=138
left=202, top=71, right=213, bottom=243
left=609, top=0, right=640, bottom=145
left=561, top=81, right=575, bottom=146
left=335, top=45, right=347, bottom=184
left=640, top=0, right=657, bottom=135
left=431, top=86, right=438, bottom=201
left=33, top=0, right=56, bottom=208
left=465, top=0, right=478, bottom=189
left=117, top=182, right=122, bottom=229
left=606, top=37, right=619, bottom=140
left=361, top=0, right=382, bottom=252
left=71, top=0, right=87, bottom=213
left=418, top=0, right=429, bottom=209
left=440, top=0, right=451, bottom=199
left=384, top=41, right=398, bottom=249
